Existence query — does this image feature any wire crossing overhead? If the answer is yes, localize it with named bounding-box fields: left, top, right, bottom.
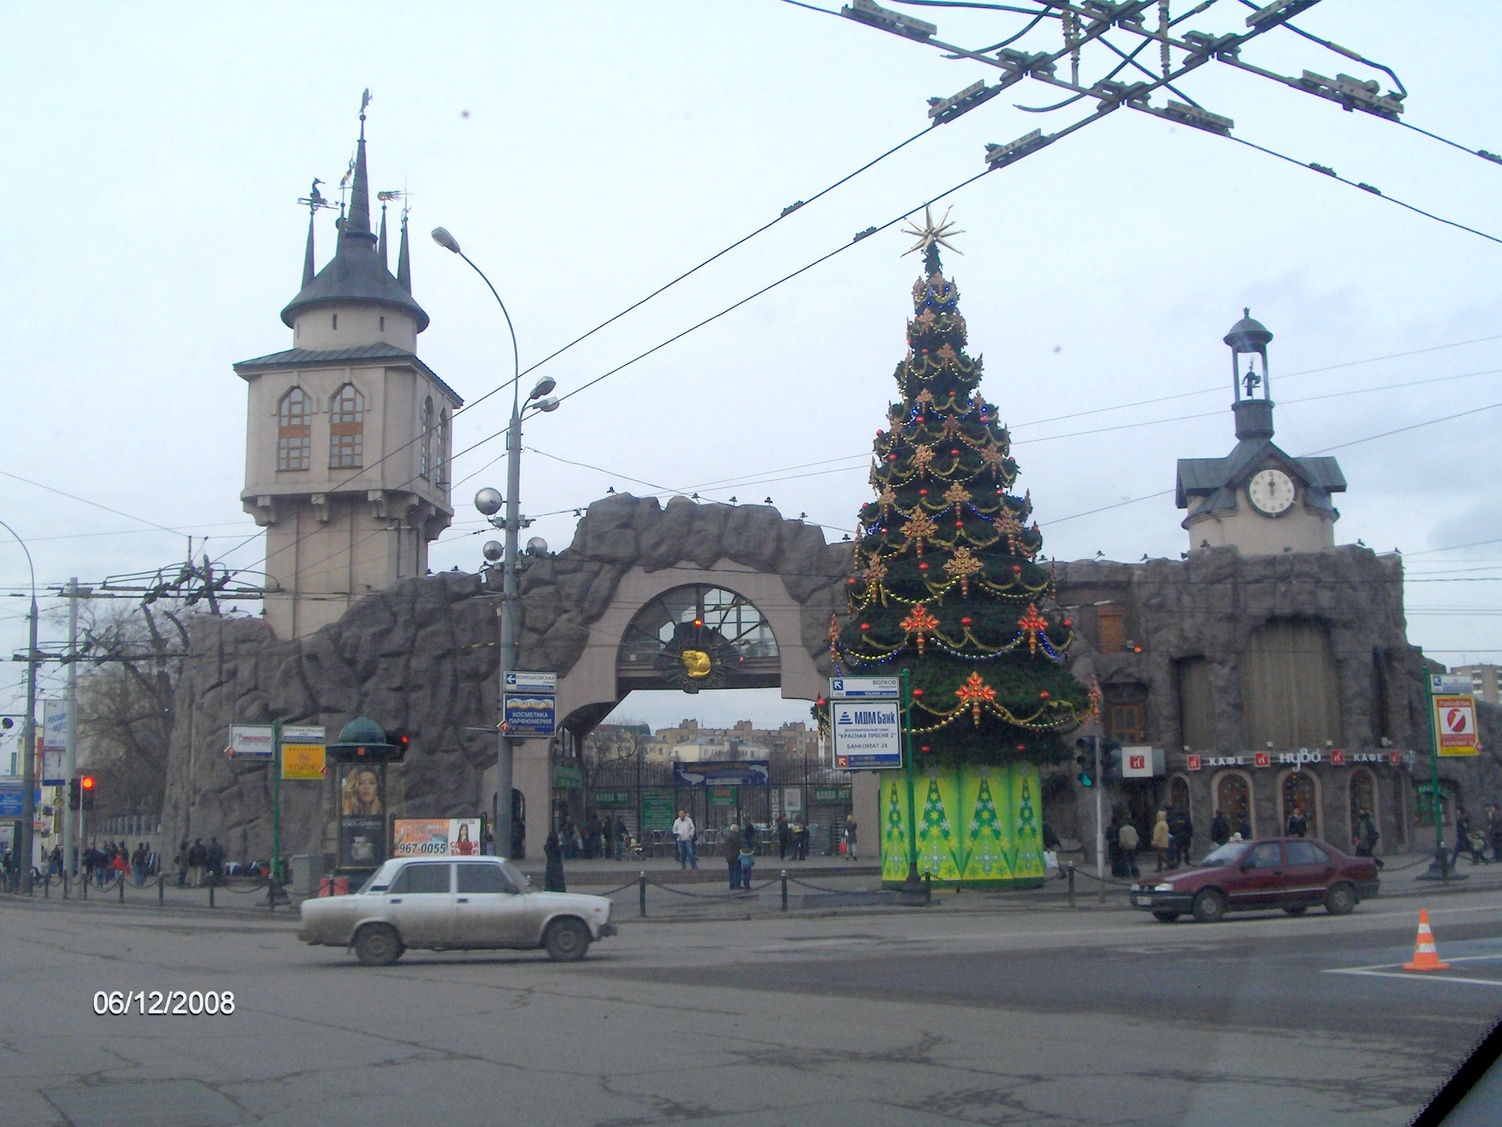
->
left=822, top=0, right=1501, bottom=244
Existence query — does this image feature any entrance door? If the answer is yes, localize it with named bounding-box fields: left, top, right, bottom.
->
left=1281, top=772, right=1319, bottom=838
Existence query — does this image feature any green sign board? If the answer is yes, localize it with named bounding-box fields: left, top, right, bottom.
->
left=641, top=788, right=676, bottom=831
left=554, top=762, right=583, bottom=790
left=707, top=786, right=736, bottom=807
left=593, top=789, right=631, bottom=806
left=813, top=786, right=852, bottom=803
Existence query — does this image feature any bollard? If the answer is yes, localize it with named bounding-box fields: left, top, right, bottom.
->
left=209, top=880, right=216, bottom=909
left=158, top=874, right=165, bottom=906
left=62, top=872, right=68, bottom=900
left=1067, top=862, right=1076, bottom=909
left=43, top=875, right=49, bottom=900
left=81, top=873, right=88, bottom=901
left=118, top=876, right=125, bottom=903
left=923, top=870, right=932, bottom=905
left=780, top=869, right=788, bottom=911
left=638, top=871, right=647, bottom=918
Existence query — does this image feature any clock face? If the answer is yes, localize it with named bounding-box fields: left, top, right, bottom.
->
left=1247, top=468, right=1296, bottom=516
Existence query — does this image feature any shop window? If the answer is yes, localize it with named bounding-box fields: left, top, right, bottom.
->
left=329, top=383, right=365, bottom=469
left=1242, top=621, right=1343, bottom=749
left=276, top=387, right=311, bottom=472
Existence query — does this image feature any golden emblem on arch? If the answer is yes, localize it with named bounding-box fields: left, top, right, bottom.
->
left=680, top=649, right=712, bottom=679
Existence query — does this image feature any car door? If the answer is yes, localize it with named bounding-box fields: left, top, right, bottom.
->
left=383, top=862, right=456, bottom=947
left=1228, top=841, right=1287, bottom=909
left=453, top=861, right=531, bottom=948
left=1284, top=839, right=1336, bottom=907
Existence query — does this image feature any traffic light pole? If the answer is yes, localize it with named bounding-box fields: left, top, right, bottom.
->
left=1095, top=736, right=1105, bottom=904
left=272, top=717, right=282, bottom=885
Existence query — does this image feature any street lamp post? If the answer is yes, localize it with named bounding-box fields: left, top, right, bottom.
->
left=1, top=519, right=39, bottom=895
left=433, top=227, right=559, bottom=859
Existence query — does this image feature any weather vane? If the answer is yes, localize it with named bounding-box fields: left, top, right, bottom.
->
left=901, top=205, right=964, bottom=257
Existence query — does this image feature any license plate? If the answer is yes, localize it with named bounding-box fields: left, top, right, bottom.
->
left=1132, top=895, right=1151, bottom=906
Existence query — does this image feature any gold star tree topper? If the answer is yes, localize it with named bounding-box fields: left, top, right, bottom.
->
left=901, top=205, right=965, bottom=257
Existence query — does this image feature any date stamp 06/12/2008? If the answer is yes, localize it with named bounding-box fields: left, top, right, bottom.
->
left=92, top=990, right=235, bottom=1015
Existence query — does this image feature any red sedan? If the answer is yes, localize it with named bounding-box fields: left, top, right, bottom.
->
left=1130, top=836, right=1380, bottom=923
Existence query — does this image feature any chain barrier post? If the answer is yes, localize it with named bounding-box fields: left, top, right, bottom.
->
left=118, top=876, right=125, bottom=903
left=158, top=874, right=165, bottom=906
left=638, top=871, right=647, bottom=918
left=922, top=870, right=932, bottom=904
left=1067, top=862, right=1076, bottom=909
left=780, top=869, right=788, bottom=911
left=62, top=871, right=68, bottom=900
left=42, top=874, right=49, bottom=899
left=209, top=878, right=216, bottom=910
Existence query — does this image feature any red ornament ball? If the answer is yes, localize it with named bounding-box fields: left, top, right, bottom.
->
left=847, top=577, right=857, bottom=585
left=1039, top=691, right=1050, bottom=700
left=860, top=623, right=869, bottom=631
left=888, top=454, right=898, bottom=462
left=1012, top=564, right=1022, bottom=574
left=1062, top=617, right=1074, bottom=627
left=1016, top=743, right=1027, bottom=751
left=912, top=688, right=924, bottom=698
left=919, top=488, right=928, bottom=496
left=961, top=616, right=972, bottom=626
left=920, top=744, right=931, bottom=753
left=919, top=562, right=929, bottom=571
left=950, top=449, right=960, bottom=456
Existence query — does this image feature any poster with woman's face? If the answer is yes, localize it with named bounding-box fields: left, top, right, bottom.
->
left=338, top=763, right=386, bottom=868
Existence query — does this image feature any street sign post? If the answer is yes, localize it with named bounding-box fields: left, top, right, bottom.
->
left=502, top=671, right=556, bottom=739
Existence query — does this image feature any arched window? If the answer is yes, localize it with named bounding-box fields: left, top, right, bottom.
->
left=419, top=396, right=434, bottom=480
left=437, top=409, right=450, bottom=485
left=329, top=384, right=365, bottom=469
left=276, top=387, right=311, bottom=472
left=1214, top=771, right=1253, bottom=837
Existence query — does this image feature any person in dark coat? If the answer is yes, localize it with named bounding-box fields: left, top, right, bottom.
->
left=1210, top=809, right=1230, bottom=847
left=1450, top=805, right=1489, bottom=867
left=543, top=831, right=566, bottom=892
left=1285, top=807, right=1308, bottom=838
left=721, top=824, right=745, bottom=889
left=776, top=815, right=791, bottom=860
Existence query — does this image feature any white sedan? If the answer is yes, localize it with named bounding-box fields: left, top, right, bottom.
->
left=297, top=856, right=617, bottom=965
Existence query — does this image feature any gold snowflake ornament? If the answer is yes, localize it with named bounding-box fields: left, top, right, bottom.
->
left=901, top=205, right=965, bottom=258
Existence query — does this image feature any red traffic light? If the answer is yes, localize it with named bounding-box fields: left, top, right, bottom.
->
left=80, top=775, right=95, bottom=790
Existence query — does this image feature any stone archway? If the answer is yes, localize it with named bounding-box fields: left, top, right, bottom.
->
left=160, top=493, right=867, bottom=866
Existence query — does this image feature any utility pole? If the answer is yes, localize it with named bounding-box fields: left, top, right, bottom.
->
left=64, top=578, right=89, bottom=875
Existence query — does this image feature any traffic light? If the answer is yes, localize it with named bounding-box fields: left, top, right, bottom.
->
left=1074, top=736, right=1095, bottom=787
left=68, top=778, right=81, bottom=811
left=1100, top=739, right=1123, bottom=782
left=80, top=774, right=96, bottom=810
left=384, top=730, right=411, bottom=763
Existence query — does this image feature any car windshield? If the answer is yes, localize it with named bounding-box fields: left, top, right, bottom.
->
left=1197, top=841, right=1252, bottom=867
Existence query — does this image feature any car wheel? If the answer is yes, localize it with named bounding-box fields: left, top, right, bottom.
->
left=354, top=923, right=404, bottom=967
left=544, top=917, right=592, bottom=962
left=1152, top=910, right=1180, bottom=923
left=1191, top=888, right=1226, bottom=924
left=1324, top=882, right=1356, bottom=916
left=1283, top=905, right=1309, bottom=916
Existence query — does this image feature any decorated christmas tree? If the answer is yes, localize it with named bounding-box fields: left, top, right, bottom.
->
left=832, top=208, right=1092, bottom=760
left=830, top=208, right=1095, bottom=886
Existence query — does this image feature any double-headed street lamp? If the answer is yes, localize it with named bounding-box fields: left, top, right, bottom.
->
left=432, top=227, right=560, bottom=859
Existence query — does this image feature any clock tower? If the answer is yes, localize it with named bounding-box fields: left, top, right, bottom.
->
left=1175, top=311, right=1346, bottom=555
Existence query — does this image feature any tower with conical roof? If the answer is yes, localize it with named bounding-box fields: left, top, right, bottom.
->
left=236, top=98, right=463, bottom=639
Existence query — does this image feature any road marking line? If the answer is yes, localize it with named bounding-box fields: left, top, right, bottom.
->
left=1324, top=967, right=1502, bottom=988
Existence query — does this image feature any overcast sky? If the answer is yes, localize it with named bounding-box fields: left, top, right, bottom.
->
left=4, top=1, right=1501, bottom=735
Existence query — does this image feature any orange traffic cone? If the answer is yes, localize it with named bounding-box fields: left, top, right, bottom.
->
left=1403, top=909, right=1451, bottom=971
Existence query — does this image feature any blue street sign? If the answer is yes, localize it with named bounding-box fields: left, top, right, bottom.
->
left=0, top=785, right=42, bottom=819
left=673, top=760, right=771, bottom=787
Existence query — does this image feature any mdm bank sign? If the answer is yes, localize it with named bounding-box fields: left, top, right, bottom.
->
left=831, top=700, right=903, bottom=769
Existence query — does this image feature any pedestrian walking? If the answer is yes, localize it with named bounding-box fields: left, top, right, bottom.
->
left=543, top=831, right=566, bottom=892
left=1171, top=808, right=1194, bottom=866
left=844, top=813, right=858, bottom=861
left=721, top=823, right=744, bottom=889
left=672, top=810, right=698, bottom=870
left=1118, top=819, right=1140, bottom=878
left=614, top=815, right=628, bottom=862
left=793, top=815, right=809, bottom=861
left=1152, top=810, right=1172, bottom=872
left=776, top=814, right=790, bottom=861
left=1486, top=803, right=1502, bottom=863
left=1106, top=814, right=1124, bottom=877
left=1450, top=805, right=1489, bottom=866
left=188, top=838, right=206, bottom=887
left=1352, top=808, right=1384, bottom=870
